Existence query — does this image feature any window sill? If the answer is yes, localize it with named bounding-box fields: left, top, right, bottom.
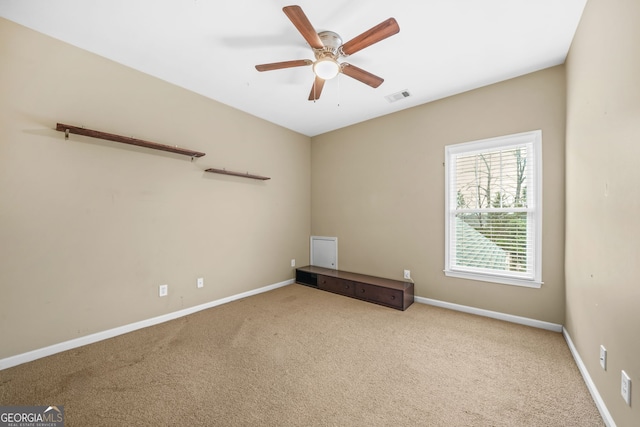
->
left=444, top=270, right=542, bottom=288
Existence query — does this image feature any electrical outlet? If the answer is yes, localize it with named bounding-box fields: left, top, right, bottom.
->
left=621, top=370, right=631, bottom=406
left=159, top=284, right=168, bottom=297
left=403, top=270, right=411, bottom=280
left=291, top=259, right=296, bottom=267
left=599, top=345, right=607, bottom=370
left=197, top=277, right=204, bottom=288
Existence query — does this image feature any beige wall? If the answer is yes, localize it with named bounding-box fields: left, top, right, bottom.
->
left=311, top=66, right=566, bottom=324
left=0, top=18, right=311, bottom=359
left=565, top=0, right=640, bottom=425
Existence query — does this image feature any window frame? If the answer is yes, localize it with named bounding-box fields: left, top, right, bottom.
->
left=444, top=130, right=543, bottom=288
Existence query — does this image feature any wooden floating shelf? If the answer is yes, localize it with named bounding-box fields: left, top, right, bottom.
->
left=55, top=123, right=206, bottom=158
left=205, top=168, right=270, bottom=181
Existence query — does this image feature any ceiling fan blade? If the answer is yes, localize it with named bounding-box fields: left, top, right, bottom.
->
left=255, top=59, right=312, bottom=72
left=340, top=63, right=384, bottom=88
left=283, top=5, right=324, bottom=50
left=308, top=76, right=326, bottom=101
left=340, top=18, right=400, bottom=56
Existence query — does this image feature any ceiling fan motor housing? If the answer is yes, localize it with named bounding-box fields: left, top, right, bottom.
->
left=316, top=31, right=343, bottom=58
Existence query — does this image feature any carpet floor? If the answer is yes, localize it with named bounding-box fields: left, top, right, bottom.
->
left=0, top=284, right=603, bottom=426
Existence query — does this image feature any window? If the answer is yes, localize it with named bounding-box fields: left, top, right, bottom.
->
left=444, top=130, right=542, bottom=288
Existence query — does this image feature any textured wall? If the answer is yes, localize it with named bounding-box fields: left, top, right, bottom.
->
left=565, top=0, right=640, bottom=425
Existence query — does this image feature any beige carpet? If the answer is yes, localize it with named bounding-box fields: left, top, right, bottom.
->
left=0, top=284, right=603, bottom=426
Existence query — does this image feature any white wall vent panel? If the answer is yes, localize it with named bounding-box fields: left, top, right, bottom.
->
left=310, top=236, right=338, bottom=269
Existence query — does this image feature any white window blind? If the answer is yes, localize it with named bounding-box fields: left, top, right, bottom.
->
left=444, top=130, right=542, bottom=288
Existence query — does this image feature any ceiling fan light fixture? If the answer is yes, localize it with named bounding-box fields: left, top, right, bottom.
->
left=313, top=57, right=340, bottom=80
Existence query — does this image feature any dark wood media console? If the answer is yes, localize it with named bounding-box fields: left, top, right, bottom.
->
left=295, top=265, right=414, bottom=311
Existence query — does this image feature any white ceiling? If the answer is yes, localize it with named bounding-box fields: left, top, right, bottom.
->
left=0, top=0, right=587, bottom=137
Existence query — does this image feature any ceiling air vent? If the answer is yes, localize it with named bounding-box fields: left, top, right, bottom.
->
left=385, top=90, right=411, bottom=103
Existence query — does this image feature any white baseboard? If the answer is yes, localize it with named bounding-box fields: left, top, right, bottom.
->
left=0, top=279, right=294, bottom=371
left=414, top=296, right=563, bottom=332
left=563, top=328, right=616, bottom=427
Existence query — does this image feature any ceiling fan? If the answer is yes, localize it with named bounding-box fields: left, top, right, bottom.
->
left=255, top=5, right=400, bottom=101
